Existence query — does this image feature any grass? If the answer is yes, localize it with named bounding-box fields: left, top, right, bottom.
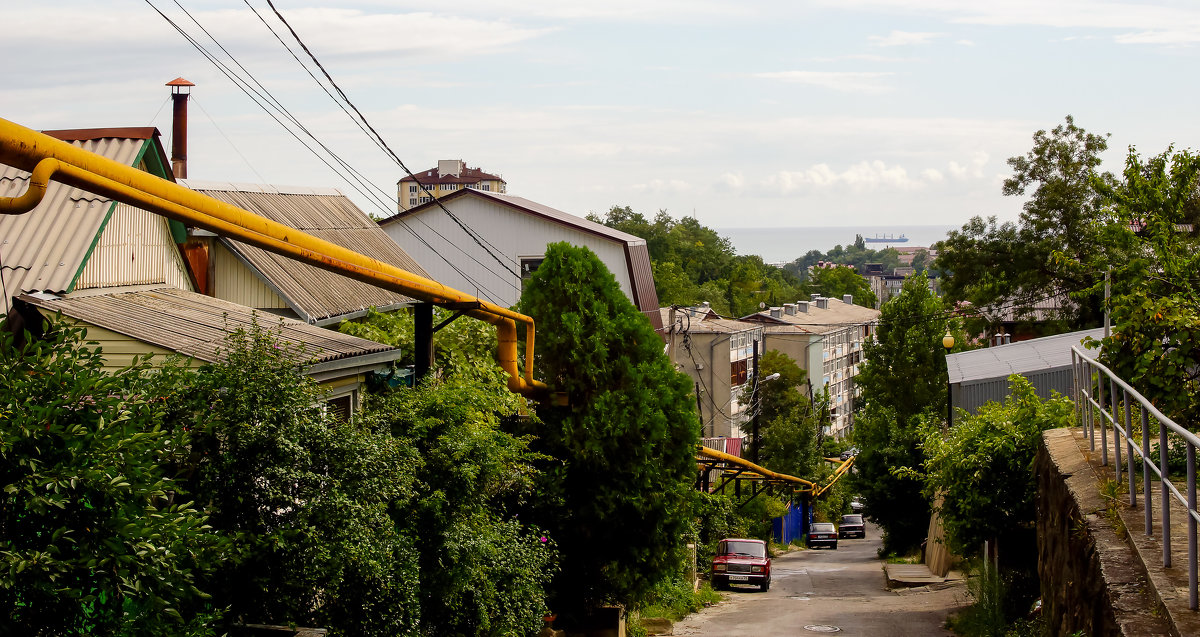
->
left=626, top=578, right=723, bottom=637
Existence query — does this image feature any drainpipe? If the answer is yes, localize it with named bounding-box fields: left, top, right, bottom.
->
left=0, top=117, right=547, bottom=399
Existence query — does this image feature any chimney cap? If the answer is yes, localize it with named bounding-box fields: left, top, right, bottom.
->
left=166, top=77, right=195, bottom=87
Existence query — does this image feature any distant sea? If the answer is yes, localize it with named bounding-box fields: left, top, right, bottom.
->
left=716, top=225, right=959, bottom=265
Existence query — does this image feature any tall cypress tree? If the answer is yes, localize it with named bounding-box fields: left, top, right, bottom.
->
left=519, top=242, right=699, bottom=618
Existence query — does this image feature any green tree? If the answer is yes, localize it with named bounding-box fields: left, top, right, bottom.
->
left=518, top=242, right=700, bottom=619
left=0, top=319, right=221, bottom=636
left=852, top=273, right=952, bottom=553
left=918, top=376, right=1073, bottom=556
left=753, top=350, right=820, bottom=478
left=1094, top=146, right=1200, bottom=428
left=935, top=116, right=1115, bottom=331
left=153, top=322, right=421, bottom=636
left=808, top=266, right=878, bottom=308
left=362, top=378, right=556, bottom=636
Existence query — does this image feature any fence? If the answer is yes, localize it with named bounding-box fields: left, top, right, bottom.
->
left=772, top=501, right=809, bottom=545
left=1072, top=346, right=1200, bottom=609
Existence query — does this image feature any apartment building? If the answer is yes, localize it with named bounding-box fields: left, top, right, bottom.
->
left=740, top=295, right=880, bottom=439
left=395, top=159, right=506, bottom=212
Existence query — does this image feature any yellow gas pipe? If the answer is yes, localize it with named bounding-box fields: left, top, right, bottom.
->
left=0, top=117, right=547, bottom=399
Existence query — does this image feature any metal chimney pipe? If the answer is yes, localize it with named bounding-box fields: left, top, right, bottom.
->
left=166, top=77, right=195, bottom=179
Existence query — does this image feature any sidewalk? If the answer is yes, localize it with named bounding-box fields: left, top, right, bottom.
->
left=884, top=562, right=964, bottom=588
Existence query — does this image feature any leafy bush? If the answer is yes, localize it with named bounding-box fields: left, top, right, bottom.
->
left=0, top=318, right=221, bottom=636
left=361, top=377, right=555, bottom=636
left=152, top=321, right=421, bottom=635
left=919, top=375, right=1074, bottom=556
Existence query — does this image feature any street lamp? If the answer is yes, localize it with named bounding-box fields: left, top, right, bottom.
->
left=942, top=331, right=955, bottom=428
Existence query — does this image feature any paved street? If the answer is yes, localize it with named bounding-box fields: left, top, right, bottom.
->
left=675, top=523, right=968, bottom=636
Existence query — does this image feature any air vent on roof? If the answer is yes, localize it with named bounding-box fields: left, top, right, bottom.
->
left=811, top=293, right=821, bottom=301
left=797, top=301, right=809, bottom=313
left=770, top=307, right=782, bottom=319
left=843, top=294, right=853, bottom=305
left=816, top=298, right=829, bottom=309
left=784, top=303, right=796, bottom=315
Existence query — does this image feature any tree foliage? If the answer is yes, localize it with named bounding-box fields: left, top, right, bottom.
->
left=918, top=376, right=1074, bottom=556
left=518, top=242, right=699, bottom=617
left=807, top=266, right=878, bottom=308
left=150, top=322, right=422, bottom=636
left=0, top=319, right=221, bottom=636
left=589, top=206, right=806, bottom=316
left=753, top=350, right=821, bottom=478
left=362, top=379, right=555, bottom=636
left=1094, top=146, right=1200, bottom=428
left=785, top=245, right=901, bottom=280
left=935, top=116, right=1115, bottom=333
left=852, top=273, right=952, bottom=553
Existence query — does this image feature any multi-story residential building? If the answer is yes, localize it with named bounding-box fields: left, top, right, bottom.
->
left=395, top=160, right=506, bottom=212
left=660, top=304, right=764, bottom=440
left=740, top=295, right=881, bottom=439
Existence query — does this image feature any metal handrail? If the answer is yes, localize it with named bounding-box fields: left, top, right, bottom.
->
left=1072, top=346, right=1200, bottom=610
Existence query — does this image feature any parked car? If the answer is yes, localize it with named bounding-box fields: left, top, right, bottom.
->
left=807, top=522, right=838, bottom=549
left=850, top=498, right=864, bottom=513
left=710, top=538, right=772, bottom=591
left=839, top=514, right=865, bottom=538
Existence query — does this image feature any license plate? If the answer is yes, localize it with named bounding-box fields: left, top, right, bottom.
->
left=729, top=575, right=749, bottom=581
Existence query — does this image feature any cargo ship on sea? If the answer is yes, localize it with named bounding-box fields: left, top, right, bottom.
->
left=863, top=233, right=908, bottom=243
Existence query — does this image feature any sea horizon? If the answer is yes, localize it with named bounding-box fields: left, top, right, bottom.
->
left=715, top=224, right=959, bottom=265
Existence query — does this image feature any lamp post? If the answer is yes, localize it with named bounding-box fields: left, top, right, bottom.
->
left=943, top=331, right=955, bottom=428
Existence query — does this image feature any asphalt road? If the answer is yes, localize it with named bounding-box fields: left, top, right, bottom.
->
left=674, top=522, right=967, bottom=636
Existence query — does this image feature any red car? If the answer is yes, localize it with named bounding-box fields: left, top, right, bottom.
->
left=710, top=538, right=771, bottom=592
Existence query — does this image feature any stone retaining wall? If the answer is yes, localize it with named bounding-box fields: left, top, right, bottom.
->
left=1036, top=428, right=1172, bottom=636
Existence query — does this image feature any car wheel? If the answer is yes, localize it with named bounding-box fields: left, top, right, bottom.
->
left=760, top=580, right=770, bottom=592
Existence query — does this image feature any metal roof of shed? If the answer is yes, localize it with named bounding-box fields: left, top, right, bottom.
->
left=18, top=286, right=400, bottom=366
left=947, top=328, right=1104, bottom=385
left=183, top=180, right=429, bottom=325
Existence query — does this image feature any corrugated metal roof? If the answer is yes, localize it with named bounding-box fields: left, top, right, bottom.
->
left=183, top=181, right=429, bottom=324
left=659, top=307, right=763, bottom=334
left=18, top=287, right=399, bottom=365
left=625, top=242, right=661, bottom=329
left=0, top=133, right=159, bottom=295
left=947, top=328, right=1104, bottom=385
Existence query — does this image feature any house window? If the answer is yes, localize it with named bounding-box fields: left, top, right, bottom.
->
left=409, top=198, right=417, bottom=206
left=409, top=185, right=418, bottom=193
left=730, top=359, right=749, bottom=387
left=481, top=184, right=490, bottom=191
left=520, top=256, right=544, bottom=280
left=326, top=395, right=352, bottom=421
left=418, top=196, right=432, bottom=204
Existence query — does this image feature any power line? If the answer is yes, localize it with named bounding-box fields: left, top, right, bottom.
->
left=261, top=0, right=523, bottom=278
left=144, top=0, right=514, bottom=304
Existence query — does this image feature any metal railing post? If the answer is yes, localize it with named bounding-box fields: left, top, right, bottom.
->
left=1126, top=395, right=1136, bottom=507
left=1189, top=444, right=1197, bottom=610
left=1142, top=406, right=1152, bottom=536
left=1162, top=411, right=1172, bottom=568
left=1099, top=375, right=1108, bottom=466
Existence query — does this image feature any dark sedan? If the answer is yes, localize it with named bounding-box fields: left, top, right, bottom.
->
left=839, top=514, right=866, bottom=538
left=807, top=522, right=838, bottom=549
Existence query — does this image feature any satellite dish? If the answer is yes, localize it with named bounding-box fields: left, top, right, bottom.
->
left=759, top=302, right=766, bottom=309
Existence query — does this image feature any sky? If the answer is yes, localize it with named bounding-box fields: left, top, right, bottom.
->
left=4, top=0, right=1200, bottom=234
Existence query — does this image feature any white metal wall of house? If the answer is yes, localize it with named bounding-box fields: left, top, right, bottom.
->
left=383, top=197, right=633, bottom=309
left=210, top=242, right=289, bottom=310
left=76, top=202, right=194, bottom=291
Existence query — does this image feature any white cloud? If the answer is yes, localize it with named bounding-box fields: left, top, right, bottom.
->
left=757, top=161, right=927, bottom=194
left=751, top=71, right=895, bottom=93
left=632, top=179, right=692, bottom=194
left=868, top=30, right=943, bottom=47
